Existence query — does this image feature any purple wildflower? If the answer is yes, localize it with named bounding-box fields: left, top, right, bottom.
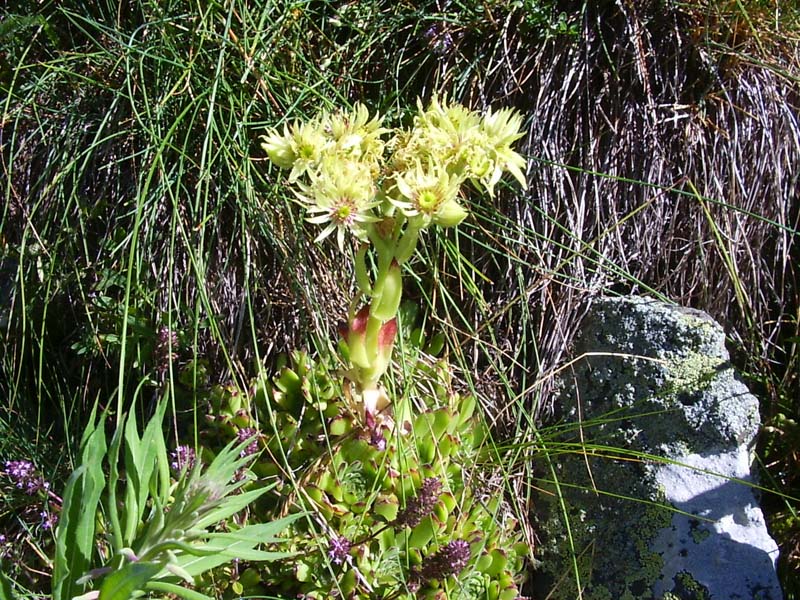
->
left=39, top=510, right=58, bottom=531
left=395, top=477, right=442, bottom=529
left=363, top=409, right=387, bottom=450
left=370, top=427, right=386, bottom=450
left=4, top=460, right=48, bottom=495
left=169, top=445, right=197, bottom=473
left=5, top=459, right=34, bottom=484
left=154, top=327, right=179, bottom=373
left=423, top=23, right=454, bottom=56
left=327, top=536, right=351, bottom=565
left=236, top=427, right=261, bottom=457
left=420, top=539, right=471, bottom=580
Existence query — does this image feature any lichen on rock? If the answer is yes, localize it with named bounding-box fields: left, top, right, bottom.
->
left=532, top=296, right=782, bottom=600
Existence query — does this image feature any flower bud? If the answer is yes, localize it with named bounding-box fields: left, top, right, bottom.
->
left=420, top=539, right=471, bottom=580
left=360, top=317, right=397, bottom=386
left=395, top=477, right=443, bottom=529
left=432, top=198, right=468, bottom=228
left=346, top=305, right=372, bottom=369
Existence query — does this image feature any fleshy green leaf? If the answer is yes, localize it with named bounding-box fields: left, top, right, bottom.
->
left=454, top=394, right=477, bottom=430
left=408, top=515, right=438, bottom=549
left=105, top=416, right=126, bottom=554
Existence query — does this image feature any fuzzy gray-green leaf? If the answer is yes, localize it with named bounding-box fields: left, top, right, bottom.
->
left=191, top=484, right=273, bottom=530
left=171, top=514, right=303, bottom=577
left=123, top=400, right=166, bottom=543
left=98, top=561, right=163, bottom=600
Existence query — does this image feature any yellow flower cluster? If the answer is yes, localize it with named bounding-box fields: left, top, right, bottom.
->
left=391, top=96, right=527, bottom=195
left=260, top=96, right=528, bottom=247
left=261, top=103, right=387, bottom=248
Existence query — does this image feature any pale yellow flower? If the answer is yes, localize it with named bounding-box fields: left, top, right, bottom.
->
left=324, top=103, right=388, bottom=170
left=415, top=95, right=482, bottom=140
left=260, top=127, right=295, bottom=170
left=478, top=106, right=528, bottom=194
left=393, top=160, right=467, bottom=228
left=296, top=158, right=379, bottom=249
left=260, top=118, right=329, bottom=182
left=393, top=96, right=498, bottom=187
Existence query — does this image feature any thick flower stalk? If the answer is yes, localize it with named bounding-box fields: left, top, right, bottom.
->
left=260, top=97, right=527, bottom=413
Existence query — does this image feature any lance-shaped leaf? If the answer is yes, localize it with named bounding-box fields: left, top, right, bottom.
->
left=168, top=515, right=304, bottom=578
left=52, top=405, right=108, bottom=600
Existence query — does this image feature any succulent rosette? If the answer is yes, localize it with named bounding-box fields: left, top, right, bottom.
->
left=250, top=353, right=529, bottom=599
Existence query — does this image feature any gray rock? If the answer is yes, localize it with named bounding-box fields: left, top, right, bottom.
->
left=533, top=296, right=782, bottom=600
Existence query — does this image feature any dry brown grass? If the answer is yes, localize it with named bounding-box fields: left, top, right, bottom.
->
left=416, top=0, right=799, bottom=417
left=412, top=0, right=799, bottom=590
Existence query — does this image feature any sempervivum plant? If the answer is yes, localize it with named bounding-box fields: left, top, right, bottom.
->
left=249, top=97, right=529, bottom=598
left=261, top=96, right=527, bottom=416
left=251, top=352, right=527, bottom=599
left=198, top=350, right=341, bottom=480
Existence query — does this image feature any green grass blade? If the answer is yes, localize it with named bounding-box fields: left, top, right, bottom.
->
left=201, top=515, right=307, bottom=546
left=0, top=566, right=14, bottom=600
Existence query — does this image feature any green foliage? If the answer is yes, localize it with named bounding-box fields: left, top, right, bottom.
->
left=52, top=400, right=299, bottom=600
left=2, top=0, right=798, bottom=598
left=243, top=350, right=528, bottom=599
left=53, top=405, right=108, bottom=600
left=0, top=563, right=14, bottom=600
left=507, top=0, right=580, bottom=38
